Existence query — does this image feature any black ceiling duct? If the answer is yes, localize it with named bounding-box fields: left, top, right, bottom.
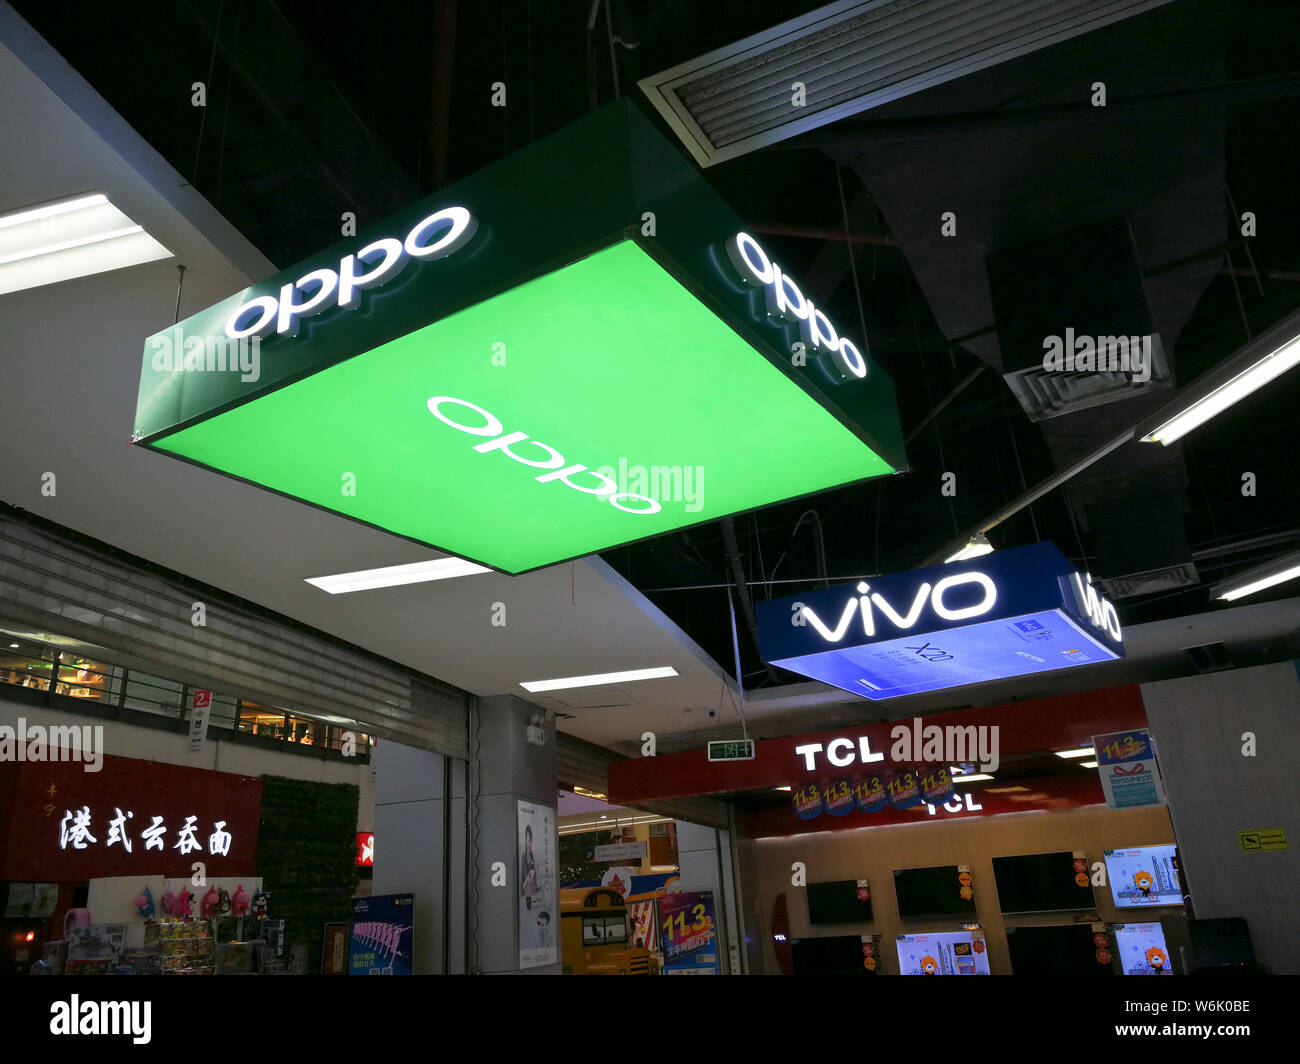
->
left=986, top=215, right=1172, bottom=420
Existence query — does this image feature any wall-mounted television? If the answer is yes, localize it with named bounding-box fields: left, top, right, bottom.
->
left=992, top=851, right=1096, bottom=914
left=893, top=865, right=976, bottom=919
left=1113, top=922, right=1174, bottom=975
left=1103, top=845, right=1181, bottom=908
left=807, top=880, right=873, bottom=925
left=1005, top=924, right=1113, bottom=975
left=895, top=931, right=989, bottom=975
left=791, top=936, right=874, bottom=975
left=1189, top=918, right=1255, bottom=969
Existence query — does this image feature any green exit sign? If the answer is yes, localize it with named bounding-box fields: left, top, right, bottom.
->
left=708, top=740, right=755, bottom=762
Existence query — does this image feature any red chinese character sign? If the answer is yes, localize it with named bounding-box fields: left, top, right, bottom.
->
left=0, top=752, right=261, bottom=880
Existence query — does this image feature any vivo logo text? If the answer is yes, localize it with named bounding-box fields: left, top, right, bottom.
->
left=796, top=573, right=997, bottom=642
left=1069, top=572, right=1123, bottom=642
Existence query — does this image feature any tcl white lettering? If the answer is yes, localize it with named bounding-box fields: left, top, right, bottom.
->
left=800, top=573, right=997, bottom=643
left=427, top=396, right=661, bottom=515
left=225, top=206, right=478, bottom=340
left=925, top=794, right=985, bottom=816
left=727, top=231, right=868, bottom=381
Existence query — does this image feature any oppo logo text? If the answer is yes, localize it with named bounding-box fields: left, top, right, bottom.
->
left=225, top=206, right=478, bottom=341
left=427, top=397, right=661, bottom=515
left=727, top=231, right=868, bottom=381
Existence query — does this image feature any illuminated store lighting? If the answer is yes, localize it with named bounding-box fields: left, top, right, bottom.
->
left=520, top=666, right=677, bottom=693
left=1212, top=548, right=1300, bottom=602
left=1140, top=307, right=1300, bottom=445
left=944, top=533, right=994, bottom=564
left=0, top=192, right=171, bottom=296
left=306, top=556, right=490, bottom=594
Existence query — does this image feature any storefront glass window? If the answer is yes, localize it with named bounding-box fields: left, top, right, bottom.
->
left=55, top=654, right=120, bottom=702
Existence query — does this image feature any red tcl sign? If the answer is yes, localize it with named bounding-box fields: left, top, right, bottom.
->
left=356, top=832, right=374, bottom=867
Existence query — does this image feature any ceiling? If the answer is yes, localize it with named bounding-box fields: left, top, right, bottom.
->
left=3, top=0, right=1299, bottom=761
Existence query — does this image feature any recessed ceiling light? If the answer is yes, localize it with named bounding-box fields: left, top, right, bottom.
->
left=7, top=643, right=18, bottom=649
left=952, top=773, right=994, bottom=783
left=1079, top=760, right=1099, bottom=769
left=520, top=666, right=678, bottom=693
left=0, top=192, right=171, bottom=296
left=775, top=786, right=791, bottom=792
left=1054, top=747, right=1095, bottom=759
left=306, top=556, right=491, bottom=594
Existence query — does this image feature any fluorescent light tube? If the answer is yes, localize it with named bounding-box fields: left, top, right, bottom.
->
left=1141, top=308, right=1300, bottom=445
left=0, top=192, right=171, bottom=296
left=952, top=773, right=993, bottom=783
left=520, top=666, right=678, bottom=693
left=1054, top=747, right=1095, bottom=759
left=1212, top=548, right=1300, bottom=602
left=306, top=557, right=490, bottom=593
left=944, top=533, right=994, bottom=563
left=1080, top=761, right=1099, bottom=768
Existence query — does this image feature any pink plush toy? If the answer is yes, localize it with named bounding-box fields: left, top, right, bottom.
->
left=231, top=885, right=250, bottom=917
left=200, top=886, right=220, bottom=920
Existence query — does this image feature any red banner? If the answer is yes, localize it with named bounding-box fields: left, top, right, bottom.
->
left=0, top=753, right=261, bottom=880
left=608, top=685, right=1146, bottom=803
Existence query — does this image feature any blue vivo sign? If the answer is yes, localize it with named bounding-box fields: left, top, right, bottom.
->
left=756, top=543, right=1124, bottom=700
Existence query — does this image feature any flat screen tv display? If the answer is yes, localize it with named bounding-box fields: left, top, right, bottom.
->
left=807, top=880, right=873, bottom=925
left=896, top=931, right=989, bottom=975
left=1190, top=918, right=1255, bottom=969
left=1005, top=924, right=1113, bottom=975
left=791, top=936, right=874, bottom=975
left=1114, top=922, right=1174, bottom=975
left=992, top=851, right=1096, bottom=914
left=1103, top=845, right=1182, bottom=908
left=893, top=865, right=976, bottom=919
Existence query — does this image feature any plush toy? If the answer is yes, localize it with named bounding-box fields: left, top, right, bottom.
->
left=216, top=887, right=232, bottom=916
left=161, top=885, right=193, bottom=919
left=230, top=886, right=250, bottom=917
left=200, top=886, right=221, bottom=920
left=252, top=892, right=269, bottom=919
left=133, top=885, right=155, bottom=919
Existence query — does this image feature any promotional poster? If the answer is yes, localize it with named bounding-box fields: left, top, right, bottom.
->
left=660, top=889, right=719, bottom=974
left=517, top=800, right=557, bottom=969
left=348, top=892, right=414, bottom=975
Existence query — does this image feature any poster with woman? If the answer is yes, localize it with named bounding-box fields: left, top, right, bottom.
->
left=517, top=800, right=556, bottom=969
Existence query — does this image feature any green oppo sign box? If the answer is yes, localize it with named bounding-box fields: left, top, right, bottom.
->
left=134, top=101, right=906, bottom=575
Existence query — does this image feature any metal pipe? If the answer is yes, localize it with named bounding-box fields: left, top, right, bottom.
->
left=920, top=428, right=1135, bottom=566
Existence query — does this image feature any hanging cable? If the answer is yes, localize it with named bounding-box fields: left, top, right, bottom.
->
left=191, top=0, right=226, bottom=185
left=1224, top=181, right=1264, bottom=297
left=604, top=0, right=621, bottom=100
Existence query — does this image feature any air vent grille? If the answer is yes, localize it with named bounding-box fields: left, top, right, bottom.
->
left=1101, top=562, right=1200, bottom=599
left=639, top=0, right=1176, bottom=167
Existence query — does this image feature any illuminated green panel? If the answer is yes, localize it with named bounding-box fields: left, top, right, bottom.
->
left=156, top=240, right=892, bottom=574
